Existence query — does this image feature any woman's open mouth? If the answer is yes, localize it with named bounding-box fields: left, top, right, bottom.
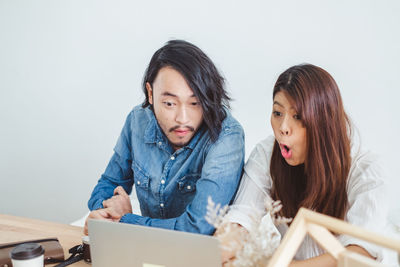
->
left=280, top=143, right=292, bottom=159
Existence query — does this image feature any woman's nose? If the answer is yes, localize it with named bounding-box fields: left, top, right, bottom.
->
left=279, top=116, right=291, bottom=136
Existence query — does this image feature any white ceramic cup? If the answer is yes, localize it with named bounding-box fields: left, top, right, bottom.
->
left=10, top=243, right=44, bottom=267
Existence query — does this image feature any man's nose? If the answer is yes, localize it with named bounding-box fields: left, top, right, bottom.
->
left=176, top=106, right=189, bottom=124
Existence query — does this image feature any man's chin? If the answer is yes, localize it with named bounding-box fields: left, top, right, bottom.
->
left=172, top=141, right=188, bottom=149
left=168, top=133, right=195, bottom=150
left=169, top=138, right=191, bottom=149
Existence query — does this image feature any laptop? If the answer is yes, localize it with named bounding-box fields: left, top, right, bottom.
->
left=88, top=219, right=222, bottom=267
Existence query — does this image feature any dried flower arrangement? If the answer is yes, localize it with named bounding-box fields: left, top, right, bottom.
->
left=206, top=197, right=292, bottom=267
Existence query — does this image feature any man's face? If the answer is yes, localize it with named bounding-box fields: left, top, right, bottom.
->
left=146, top=66, right=203, bottom=151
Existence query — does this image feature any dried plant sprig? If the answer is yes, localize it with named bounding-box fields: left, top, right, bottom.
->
left=205, top=196, right=230, bottom=229
left=233, top=198, right=291, bottom=267
left=205, top=196, right=292, bottom=267
left=265, top=199, right=292, bottom=225
left=216, top=222, right=248, bottom=257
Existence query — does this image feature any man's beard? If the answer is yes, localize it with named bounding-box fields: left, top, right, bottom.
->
left=168, top=125, right=195, bottom=148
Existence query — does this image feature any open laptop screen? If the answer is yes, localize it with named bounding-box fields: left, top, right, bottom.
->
left=88, top=219, right=221, bottom=267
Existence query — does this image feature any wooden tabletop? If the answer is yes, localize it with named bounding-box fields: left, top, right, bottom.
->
left=0, top=214, right=88, bottom=266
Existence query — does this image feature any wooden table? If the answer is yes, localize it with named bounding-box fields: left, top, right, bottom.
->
left=0, top=214, right=88, bottom=266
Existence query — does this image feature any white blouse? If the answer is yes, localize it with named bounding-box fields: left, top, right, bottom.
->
left=227, top=135, right=387, bottom=261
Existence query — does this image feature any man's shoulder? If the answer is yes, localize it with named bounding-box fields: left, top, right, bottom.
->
left=127, top=105, right=152, bottom=118
left=124, top=105, right=154, bottom=125
left=219, top=111, right=244, bottom=136
left=201, top=112, right=245, bottom=150
left=120, top=105, right=155, bottom=139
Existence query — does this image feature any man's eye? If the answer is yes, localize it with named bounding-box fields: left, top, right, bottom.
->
left=163, top=102, right=174, bottom=107
left=273, top=111, right=282, bottom=116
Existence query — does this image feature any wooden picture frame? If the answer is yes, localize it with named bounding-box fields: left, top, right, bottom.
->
left=267, top=208, right=400, bottom=267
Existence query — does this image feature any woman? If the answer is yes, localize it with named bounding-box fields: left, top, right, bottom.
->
left=219, top=64, right=386, bottom=266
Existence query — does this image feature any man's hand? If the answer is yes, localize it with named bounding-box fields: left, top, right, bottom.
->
left=84, top=209, right=114, bottom=235
left=102, top=186, right=133, bottom=217
left=84, top=186, right=133, bottom=235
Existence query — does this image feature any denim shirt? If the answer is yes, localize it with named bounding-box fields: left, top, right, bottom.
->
left=88, top=105, right=245, bottom=235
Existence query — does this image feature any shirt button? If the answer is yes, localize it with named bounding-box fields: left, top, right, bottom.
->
left=158, top=141, right=162, bottom=146
left=170, top=156, right=175, bottom=160
left=161, top=179, right=165, bottom=184
left=137, top=181, right=141, bottom=185
left=160, top=203, right=164, bottom=207
left=187, top=185, right=191, bottom=190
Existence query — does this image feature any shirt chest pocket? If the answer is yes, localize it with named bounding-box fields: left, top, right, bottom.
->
left=132, top=161, right=150, bottom=190
left=178, top=173, right=200, bottom=194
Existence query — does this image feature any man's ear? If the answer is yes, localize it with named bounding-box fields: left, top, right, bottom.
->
left=146, top=82, right=153, bottom=105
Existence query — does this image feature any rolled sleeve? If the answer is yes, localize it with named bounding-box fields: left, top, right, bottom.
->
left=338, top=151, right=388, bottom=261
left=88, top=113, right=134, bottom=211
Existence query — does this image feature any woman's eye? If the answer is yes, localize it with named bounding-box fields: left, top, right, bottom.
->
left=293, top=114, right=301, bottom=120
left=191, top=102, right=199, bottom=106
left=273, top=111, right=282, bottom=117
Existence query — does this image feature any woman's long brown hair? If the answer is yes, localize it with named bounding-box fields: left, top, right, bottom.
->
left=270, top=64, right=351, bottom=219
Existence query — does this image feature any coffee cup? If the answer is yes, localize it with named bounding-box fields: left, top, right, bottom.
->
left=10, top=243, right=44, bottom=267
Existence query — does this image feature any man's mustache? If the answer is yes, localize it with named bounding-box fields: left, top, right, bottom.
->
left=169, top=125, right=195, bottom=132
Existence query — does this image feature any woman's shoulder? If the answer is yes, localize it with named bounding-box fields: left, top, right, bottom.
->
left=249, top=135, right=276, bottom=160
left=348, top=146, right=385, bottom=192
left=245, top=135, right=275, bottom=176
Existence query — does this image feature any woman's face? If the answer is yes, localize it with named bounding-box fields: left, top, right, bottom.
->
left=271, top=91, right=307, bottom=166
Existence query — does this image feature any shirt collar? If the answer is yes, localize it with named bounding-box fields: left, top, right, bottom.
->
left=185, top=124, right=205, bottom=150
left=144, top=109, right=164, bottom=144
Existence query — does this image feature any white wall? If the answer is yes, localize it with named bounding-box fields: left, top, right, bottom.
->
left=0, top=0, right=399, bottom=224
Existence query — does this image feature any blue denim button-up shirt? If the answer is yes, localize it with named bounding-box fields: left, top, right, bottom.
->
left=88, top=105, right=244, bottom=235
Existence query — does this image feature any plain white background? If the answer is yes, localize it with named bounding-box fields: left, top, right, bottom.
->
left=0, top=0, right=399, bottom=224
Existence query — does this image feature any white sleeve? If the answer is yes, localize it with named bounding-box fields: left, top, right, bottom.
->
left=226, top=137, right=277, bottom=232
left=338, top=151, right=388, bottom=262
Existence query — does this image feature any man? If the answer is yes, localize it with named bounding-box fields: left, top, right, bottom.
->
left=85, top=40, right=244, bottom=235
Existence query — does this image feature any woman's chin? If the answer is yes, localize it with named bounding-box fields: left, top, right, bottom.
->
left=284, top=158, right=303, bottom=166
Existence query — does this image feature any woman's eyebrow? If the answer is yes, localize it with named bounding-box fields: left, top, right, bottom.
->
left=273, top=100, right=297, bottom=111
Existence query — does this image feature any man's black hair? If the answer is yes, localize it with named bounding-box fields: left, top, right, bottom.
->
left=142, top=39, right=230, bottom=142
